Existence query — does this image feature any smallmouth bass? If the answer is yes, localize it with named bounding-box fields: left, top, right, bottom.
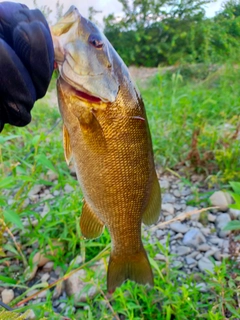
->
left=51, top=6, right=161, bottom=293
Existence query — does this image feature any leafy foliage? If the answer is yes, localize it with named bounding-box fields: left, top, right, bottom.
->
left=103, top=0, right=240, bottom=66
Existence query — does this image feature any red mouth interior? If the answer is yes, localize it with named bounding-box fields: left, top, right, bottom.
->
left=75, top=88, right=101, bottom=103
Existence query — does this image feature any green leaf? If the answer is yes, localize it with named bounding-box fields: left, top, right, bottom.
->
left=3, top=210, right=23, bottom=229
left=223, top=220, right=240, bottom=231
left=0, top=177, right=15, bottom=189
left=36, top=154, right=57, bottom=173
left=0, top=275, right=17, bottom=285
left=229, top=181, right=240, bottom=194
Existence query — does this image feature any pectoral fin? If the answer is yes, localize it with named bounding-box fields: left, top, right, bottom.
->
left=63, top=124, right=72, bottom=165
left=80, top=201, right=104, bottom=239
left=142, top=173, right=161, bottom=225
left=77, top=109, right=107, bottom=152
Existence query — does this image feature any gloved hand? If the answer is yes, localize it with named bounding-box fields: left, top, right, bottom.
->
left=0, top=1, right=54, bottom=132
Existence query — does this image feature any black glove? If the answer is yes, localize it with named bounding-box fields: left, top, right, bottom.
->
left=0, top=1, right=54, bottom=131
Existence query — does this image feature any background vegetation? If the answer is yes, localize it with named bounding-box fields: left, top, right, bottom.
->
left=0, top=0, right=240, bottom=319
left=103, top=0, right=240, bottom=66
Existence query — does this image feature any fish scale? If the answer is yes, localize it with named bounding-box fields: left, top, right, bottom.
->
left=52, top=6, right=161, bottom=292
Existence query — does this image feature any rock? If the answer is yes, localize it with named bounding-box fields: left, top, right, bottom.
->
left=160, top=179, right=170, bottom=190
left=47, top=170, right=58, bottom=182
left=216, top=213, right=231, bottom=238
left=41, top=273, right=50, bottom=282
left=201, top=227, right=211, bottom=236
left=162, top=203, right=175, bottom=215
left=53, top=282, right=64, bottom=299
left=24, top=265, right=38, bottom=281
left=176, top=246, right=192, bottom=256
left=156, top=230, right=165, bottom=238
left=181, top=187, right=191, bottom=197
left=185, top=257, right=197, bottom=265
left=64, top=184, right=74, bottom=193
left=173, top=190, right=181, bottom=198
left=196, top=282, right=208, bottom=293
left=162, top=193, right=175, bottom=203
left=198, top=244, right=211, bottom=252
left=229, top=208, right=240, bottom=219
left=155, top=254, right=166, bottom=261
left=165, top=215, right=173, bottom=221
left=170, top=222, right=189, bottom=234
left=172, top=260, right=183, bottom=268
left=205, top=248, right=218, bottom=258
left=208, top=213, right=216, bottom=222
left=195, top=253, right=203, bottom=260
left=28, top=184, right=42, bottom=197
left=42, top=261, right=54, bottom=272
left=198, top=257, right=215, bottom=273
left=70, top=255, right=83, bottom=268
left=26, top=310, right=36, bottom=319
left=65, top=269, right=98, bottom=304
left=209, top=191, right=232, bottom=211
left=183, top=229, right=206, bottom=248
left=185, top=206, right=200, bottom=221
left=1, top=289, right=14, bottom=304
left=33, top=242, right=64, bottom=267
left=213, top=251, right=222, bottom=261
left=33, top=252, right=51, bottom=267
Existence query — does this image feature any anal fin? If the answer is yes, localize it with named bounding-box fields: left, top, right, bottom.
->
left=142, top=173, right=161, bottom=225
left=80, top=201, right=104, bottom=239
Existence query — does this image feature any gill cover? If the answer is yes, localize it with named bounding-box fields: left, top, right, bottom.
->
left=51, top=6, right=119, bottom=103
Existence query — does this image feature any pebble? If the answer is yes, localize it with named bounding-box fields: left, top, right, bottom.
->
left=185, top=206, right=200, bottom=221
left=198, top=257, right=214, bottom=273
left=208, top=213, right=216, bottom=222
left=182, top=229, right=206, bottom=247
left=176, top=246, right=192, bottom=256
left=41, top=273, right=50, bottom=282
left=1, top=289, right=14, bottom=304
left=185, top=257, right=197, bottom=265
left=43, top=261, right=54, bottom=272
left=209, top=191, right=232, bottom=211
left=229, top=208, right=240, bottom=219
left=216, top=213, right=231, bottom=238
left=64, top=184, right=74, bottom=193
left=162, top=193, right=176, bottom=203
left=173, top=190, right=181, bottom=198
left=155, top=254, right=166, bottom=261
left=198, top=244, right=211, bottom=251
left=170, top=222, right=189, bottom=234
left=160, top=179, right=170, bottom=189
left=162, top=203, right=175, bottom=215
left=28, top=184, right=42, bottom=197
left=65, top=269, right=98, bottom=304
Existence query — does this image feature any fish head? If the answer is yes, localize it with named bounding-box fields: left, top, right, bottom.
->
left=51, top=6, right=120, bottom=104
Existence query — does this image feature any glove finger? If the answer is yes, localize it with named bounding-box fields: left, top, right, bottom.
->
left=0, top=2, right=28, bottom=45
left=13, top=20, right=54, bottom=99
left=0, top=39, right=36, bottom=126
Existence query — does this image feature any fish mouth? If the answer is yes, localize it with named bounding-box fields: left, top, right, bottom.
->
left=74, top=88, right=102, bottom=103
left=60, top=77, right=102, bottom=104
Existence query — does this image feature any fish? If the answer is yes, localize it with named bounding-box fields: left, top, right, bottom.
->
left=51, top=6, right=161, bottom=293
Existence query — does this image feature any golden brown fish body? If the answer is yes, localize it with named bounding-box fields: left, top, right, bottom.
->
left=52, top=6, right=161, bottom=292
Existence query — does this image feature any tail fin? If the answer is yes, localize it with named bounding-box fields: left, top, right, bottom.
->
left=107, top=248, right=153, bottom=293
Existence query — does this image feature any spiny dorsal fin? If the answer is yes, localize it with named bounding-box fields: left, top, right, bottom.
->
left=80, top=201, right=105, bottom=239
left=63, top=124, right=72, bottom=165
left=142, top=173, right=161, bottom=225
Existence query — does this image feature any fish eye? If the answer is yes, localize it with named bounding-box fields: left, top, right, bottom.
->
left=88, top=34, right=104, bottom=49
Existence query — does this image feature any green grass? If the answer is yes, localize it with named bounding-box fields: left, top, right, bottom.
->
left=0, top=64, right=240, bottom=319
left=142, top=62, right=240, bottom=182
